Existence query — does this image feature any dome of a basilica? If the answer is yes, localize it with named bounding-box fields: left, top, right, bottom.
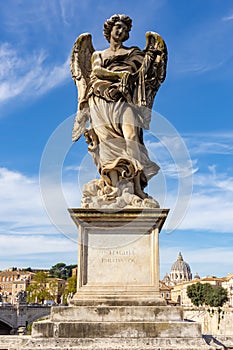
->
left=171, top=252, right=191, bottom=274
left=169, top=252, right=192, bottom=284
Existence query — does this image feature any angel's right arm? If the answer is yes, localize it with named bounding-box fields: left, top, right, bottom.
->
left=91, top=51, right=128, bottom=82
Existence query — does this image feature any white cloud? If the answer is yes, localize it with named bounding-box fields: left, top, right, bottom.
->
left=150, top=132, right=233, bottom=233
left=180, top=194, right=233, bottom=232
left=159, top=161, right=198, bottom=179
left=222, top=14, right=233, bottom=21
left=0, top=234, right=76, bottom=257
left=0, top=167, right=79, bottom=269
left=0, top=233, right=77, bottom=270
left=146, top=134, right=196, bottom=179
left=35, top=56, right=70, bottom=94
left=185, top=138, right=233, bottom=156
left=194, top=167, right=233, bottom=193
left=0, top=167, right=79, bottom=237
left=0, top=167, right=46, bottom=228
left=0, top=43, right=69, bottom=105
left=164, top=166, right=233, bottom=233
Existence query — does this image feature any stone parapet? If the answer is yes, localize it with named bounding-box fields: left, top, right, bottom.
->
left=0, top=334, right=224, bottom=349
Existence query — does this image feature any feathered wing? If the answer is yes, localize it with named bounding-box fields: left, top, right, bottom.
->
left=132, top=32, right=167, bottom=129
left=70, top=33, right=95, bottom=142
left=143, top=31, right=167, bottom=109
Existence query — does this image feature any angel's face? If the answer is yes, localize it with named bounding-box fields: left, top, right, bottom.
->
left=110, top=21, right=128, bottom=43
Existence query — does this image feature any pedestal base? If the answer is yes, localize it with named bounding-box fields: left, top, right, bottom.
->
left=33, top=305, right=197, bottom=339
left=28, top=305, right=221, bottom=349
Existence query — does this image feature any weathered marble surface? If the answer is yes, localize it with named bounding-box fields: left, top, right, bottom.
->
left=184, top=307, right=233, bottom=337
left=29, top=304, right=222, bottom=349
left=68, top=208, right=169, bottom=306
left=0, top=334, right=226, bottom=349
left=71, top=14, right=167, bottom=209
left=0, top=306, right=224, bottom=349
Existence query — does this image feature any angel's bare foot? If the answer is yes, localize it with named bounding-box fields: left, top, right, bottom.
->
left=135, top=187, right=148, bottom=199
left=134, top=179, right=148, bottom=199
left=133, top=172, right=148, bottom=199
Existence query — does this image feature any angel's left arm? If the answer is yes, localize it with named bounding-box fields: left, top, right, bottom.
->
left=91, top=51, right=129, bottom=82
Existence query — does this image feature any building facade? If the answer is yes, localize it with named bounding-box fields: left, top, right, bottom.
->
left=222, top=273, right=233, bottom=307
left=171, top=276, right=226, bottom=306
left=0, top=269, right=66, bottom=304
left=0, top=269, right=35, bottom=303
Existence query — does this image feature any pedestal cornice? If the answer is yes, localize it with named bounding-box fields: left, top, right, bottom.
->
left=68, top=208, right=169, bottom=232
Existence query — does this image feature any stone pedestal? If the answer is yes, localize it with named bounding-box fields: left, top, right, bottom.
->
left=68, top=208, right=169, bottom=306
left=29, top=304, right=219, bottom=349
left=26, top=208, right=218, bottom=349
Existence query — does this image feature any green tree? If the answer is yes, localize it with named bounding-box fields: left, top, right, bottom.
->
left=49, top=263, right=66, bottom=279
left=26, top=271, right=51, bottom=304
left=205, top=285, right=228, bottom=307
left=49, top=263, right=77, bottom=280
left=187, top=282, right=205, bottom=306
left=62, top=276, right=77, bottom=304
left=187, top=283, right=228, bottom=307
left=66, top=276, right=77, bottom=294
left=202, top=283, right=213, bottom=304
left=23, top=267, right=32, bottom=272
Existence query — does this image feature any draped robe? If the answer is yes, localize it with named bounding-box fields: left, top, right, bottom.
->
left=87, top=47, right=159, bottom=190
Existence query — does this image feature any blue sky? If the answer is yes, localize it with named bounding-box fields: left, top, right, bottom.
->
left=0, top=0, right=233, bottom=279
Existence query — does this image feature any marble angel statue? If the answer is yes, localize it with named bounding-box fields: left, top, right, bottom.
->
left=70, top=14, right=167, bottom=209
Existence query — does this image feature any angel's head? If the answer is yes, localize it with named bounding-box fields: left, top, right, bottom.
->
left=103, top=14, right=132, bottom=43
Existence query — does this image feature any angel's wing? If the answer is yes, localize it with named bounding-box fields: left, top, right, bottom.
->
left=143, top=31, right=168, bottom=109
left=70, top=33, right=95, bottom=142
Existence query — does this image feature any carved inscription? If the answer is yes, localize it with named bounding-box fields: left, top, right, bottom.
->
left=101, top=249, right=136, bottom=264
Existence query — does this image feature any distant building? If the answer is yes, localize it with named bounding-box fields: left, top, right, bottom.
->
left=171, top=276, right=226, bottom=306
left=0, top=269, right=35, bottom=303
left=0, top=268, right=66, bottom=304
left=72, top=267, right=77, bottom=278
left=159, top=280, right=173, bottom=304
left=163, top=252, right=192, bottom=286
left=222, top=273, right=233, bottom=307
left=161, top=252, right=229, bottom=306
left=161, top=252, right=233, bottom=307
left=45, top=278, right=66, bottom=304
left=26, top=277, right=66, bottom=304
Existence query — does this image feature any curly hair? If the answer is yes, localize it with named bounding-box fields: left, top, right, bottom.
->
left=103, top=14, right=132, bottom=43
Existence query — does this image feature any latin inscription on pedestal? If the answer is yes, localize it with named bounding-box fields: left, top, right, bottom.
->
left=87, top=232, right=152, bottom=285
